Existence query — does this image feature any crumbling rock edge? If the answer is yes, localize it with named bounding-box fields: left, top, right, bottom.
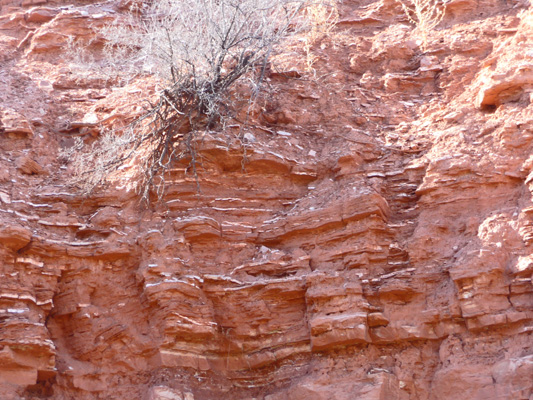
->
left=0, top=0, right=532, bottom=399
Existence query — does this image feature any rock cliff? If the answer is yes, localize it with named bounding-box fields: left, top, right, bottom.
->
left=0, top=0, right=532, bottom=399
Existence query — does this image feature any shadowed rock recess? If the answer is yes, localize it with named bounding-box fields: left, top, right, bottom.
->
left=0, top=0, right=532, bottom=399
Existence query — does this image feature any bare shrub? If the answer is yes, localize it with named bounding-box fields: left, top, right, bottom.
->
left=65, top=36, right=118, bottom=85
left=396, top=0, right=446, bottom=50
left=302, top=0, right=339, bottom=75
left=68, top=0, right=309, bottom=202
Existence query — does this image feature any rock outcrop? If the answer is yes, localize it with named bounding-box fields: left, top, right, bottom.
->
left=0, top=0, right=532, bottom=399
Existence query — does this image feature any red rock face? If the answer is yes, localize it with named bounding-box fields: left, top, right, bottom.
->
left=0, top=0, right=532, bottom=399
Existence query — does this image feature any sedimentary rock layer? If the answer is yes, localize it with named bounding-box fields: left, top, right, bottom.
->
left=0, top=0, right=531, bottom=399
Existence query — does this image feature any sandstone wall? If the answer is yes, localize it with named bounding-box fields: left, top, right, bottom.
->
left=0, top=0, right=532, bottom=399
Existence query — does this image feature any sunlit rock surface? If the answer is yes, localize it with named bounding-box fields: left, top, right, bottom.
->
left=0, top=0, right=532, bottom=398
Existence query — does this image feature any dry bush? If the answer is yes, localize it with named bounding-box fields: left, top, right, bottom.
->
left=65, top=36, right=118, bottom=85
left=67, top=0, right=310, bottom=202
left=397, top=0, right=446, bottom=50
left=302, top=0, right=340, bottom=74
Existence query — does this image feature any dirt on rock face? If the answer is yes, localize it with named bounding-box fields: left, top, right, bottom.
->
left=0, top=0, right=532, bottom=399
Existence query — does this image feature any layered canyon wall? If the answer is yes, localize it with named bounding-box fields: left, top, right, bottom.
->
left=0, top=0, right=532, bottom=398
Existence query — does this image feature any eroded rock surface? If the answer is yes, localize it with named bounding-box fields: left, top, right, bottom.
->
left=0, top=0, right=532, bottom=399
